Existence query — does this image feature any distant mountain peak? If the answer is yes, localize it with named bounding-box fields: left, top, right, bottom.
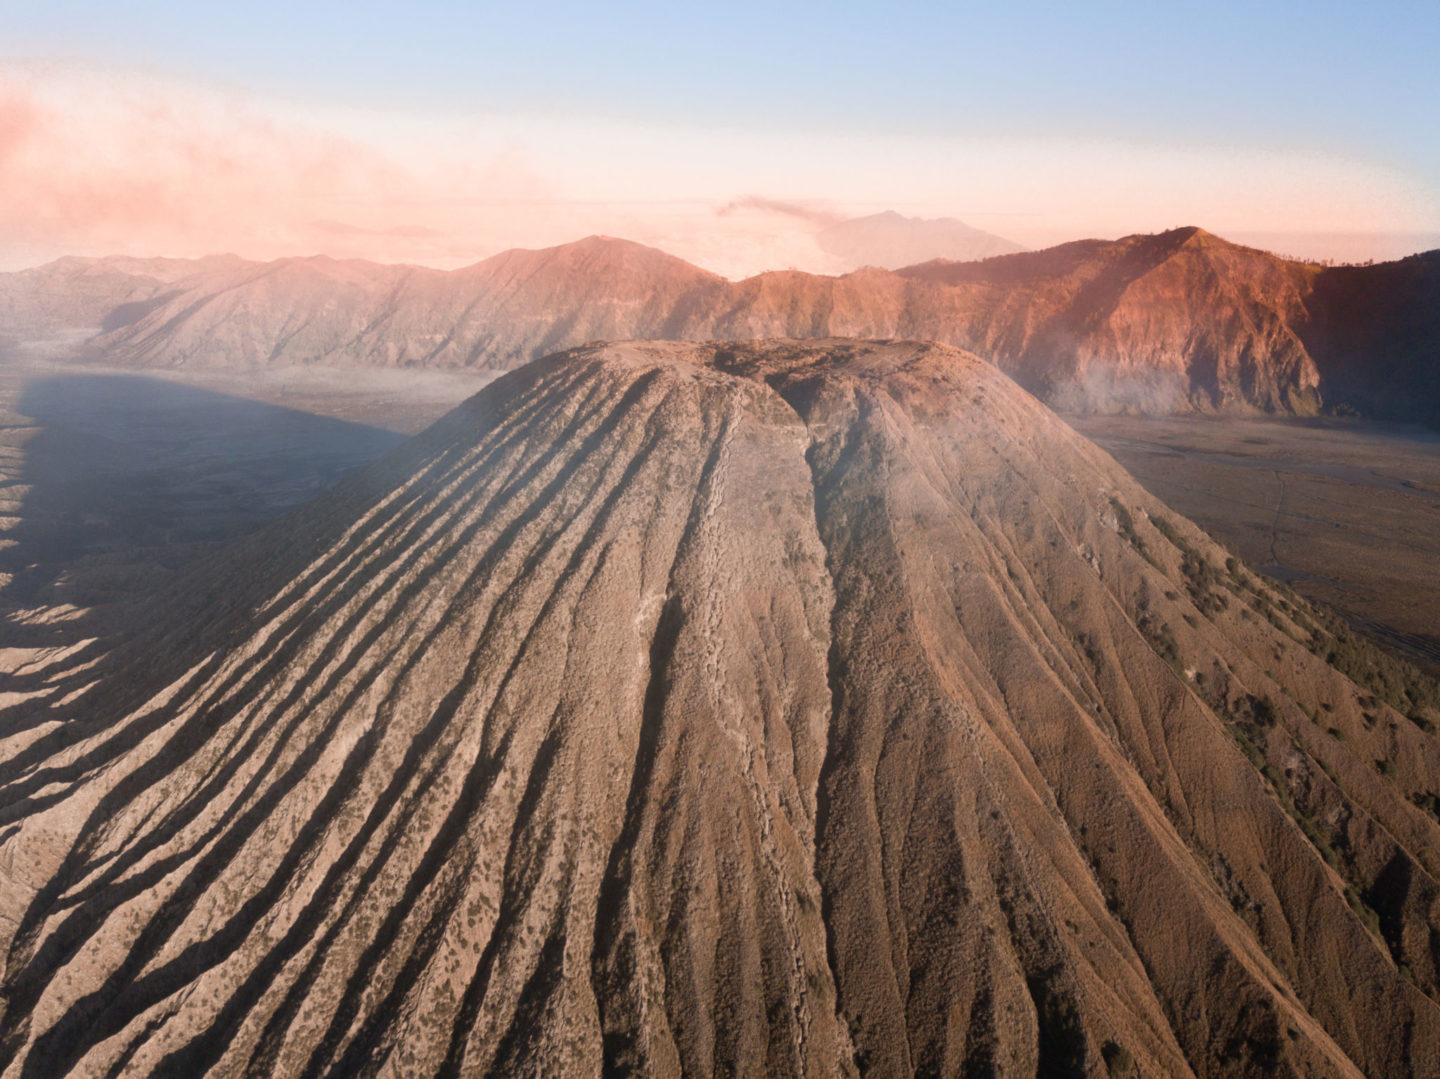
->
left=815, top=210, right=1025, bottom=270
left=467, top=234, right=724, bottom=281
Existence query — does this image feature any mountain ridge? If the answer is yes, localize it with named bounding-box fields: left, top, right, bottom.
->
left=3, top=230, right=1438, bottom=422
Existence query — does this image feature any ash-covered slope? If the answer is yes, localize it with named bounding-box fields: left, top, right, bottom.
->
left=3, top=340, right=1440, bottom=1077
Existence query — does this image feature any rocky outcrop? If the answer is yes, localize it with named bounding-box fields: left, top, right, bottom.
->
left=2, top=340, right=1437, bottom=1076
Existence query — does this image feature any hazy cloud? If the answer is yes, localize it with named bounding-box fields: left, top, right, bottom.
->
left=716, top=196, right=844, bottom=227
left=312, top=220, right=444, bottom=239
left=1, top=63, right=1435, bottom=275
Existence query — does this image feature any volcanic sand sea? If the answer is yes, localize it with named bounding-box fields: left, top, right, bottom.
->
left=1079, top=414, right=1440, bottom=675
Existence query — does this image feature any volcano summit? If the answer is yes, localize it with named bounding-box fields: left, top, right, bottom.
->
left=1, top=340, right=1438, bottom=1077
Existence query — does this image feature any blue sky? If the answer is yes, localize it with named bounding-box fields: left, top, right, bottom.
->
left=7, top=0, right=1435, bottom=159
left=1, top=1, right=1436, bottom=269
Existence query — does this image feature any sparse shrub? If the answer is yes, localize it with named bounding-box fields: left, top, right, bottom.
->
left=1298, top=815, right=1342, bottom=870
left=1228, top=722, right=1265, bottom=769
left=1102, top=1041, right=1135, bottom=1077
left=1151, top=515, right=1183, bottom=547
left=1347, top=886, right=1384, bottom=938
left=1138, top=612, right=1181, bottom=671
left=1249, top=694, right=1278, bottom=728
left=1299, top=605, right=1440, bottom=718
left=1180, top=548, right=1229, bottom=615
left=1027, top=971, right=1087, bottom=1075
left=1109, top=498, right=1148, bottom=559
left=1074, top=630, right=1104, bottom=669
left=1411, top=791, right=1440, bottom=823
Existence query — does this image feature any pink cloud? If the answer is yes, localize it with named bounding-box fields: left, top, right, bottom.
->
left=0, top=68, right=475, bottom=266
left=2, top=64, right=1433, bottom=274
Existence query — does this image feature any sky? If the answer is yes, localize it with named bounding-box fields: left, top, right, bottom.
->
left=1, top=0, right=1437, bottom=275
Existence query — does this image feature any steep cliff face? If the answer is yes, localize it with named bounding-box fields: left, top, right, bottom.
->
left=898, top=228, right=1323, bottom=413
left=2, top=340, right=1438, bottom=1077
left=1300, top=251, right=1440, bottom=426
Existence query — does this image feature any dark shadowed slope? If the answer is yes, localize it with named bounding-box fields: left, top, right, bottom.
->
left=47, top=230, right=1438, bottom=421
left=1302, top=251, right=1440, bottom=427
left=2, top=339, right=1438, bottom=1077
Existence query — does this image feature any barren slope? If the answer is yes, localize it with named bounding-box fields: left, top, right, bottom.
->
left=87, top=239, right=726, bottom=372
left=0, top=256, right=252, bottom=349
left=1, top=340, right=1439, bottom=1077
left=898, top=228, right=1324, bottom=413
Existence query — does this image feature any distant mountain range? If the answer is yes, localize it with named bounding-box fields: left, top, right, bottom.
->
left=814, top=210, right=1024, bottom=268
left=2, top=228, right=1437, bottom=422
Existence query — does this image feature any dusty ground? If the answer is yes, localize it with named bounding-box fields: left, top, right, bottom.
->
left=1076, top=414, right=1440, bottom=674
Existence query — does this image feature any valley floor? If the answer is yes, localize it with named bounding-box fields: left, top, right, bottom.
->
left=0, top=360, right=487, bottom=623
left=1077, top=413, right=1440, bottom=675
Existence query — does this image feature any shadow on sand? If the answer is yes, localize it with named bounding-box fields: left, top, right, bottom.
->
left=0, top=372, right=407, bottom=639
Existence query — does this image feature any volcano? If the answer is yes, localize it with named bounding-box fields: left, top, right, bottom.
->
left=1, top=340, right=1438, bottom=1076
